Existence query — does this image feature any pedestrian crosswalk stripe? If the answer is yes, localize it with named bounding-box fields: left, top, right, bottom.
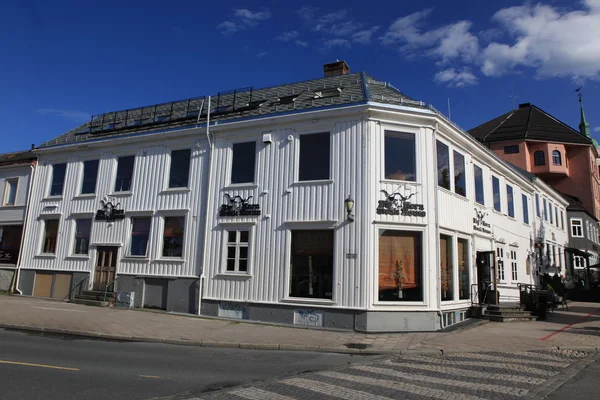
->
left=351, top=364, right=529, bottom=396
left=282, top=377, right=396, bottom=400
left=447, top=352, right=565, bottom=367
left=229, top=387, right=296, bottom=400
left=380, top=359, right=546, bottom=384
left=400, top=355, right=554, bottom=376
left=317, top=371, right=488, bottom=400
left=499, top=350, right=586, bottom=362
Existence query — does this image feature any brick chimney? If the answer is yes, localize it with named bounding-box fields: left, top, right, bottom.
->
left=323, top=60, right=350, bottom=77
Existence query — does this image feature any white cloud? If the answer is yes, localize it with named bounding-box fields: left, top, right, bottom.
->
left=297, top=7, right=364, bottom=37
left=233, top=9, right=271, bottom=25
left=217, top=21, right=240, bottom=36
left=324, top=38, right=351, bottom=50
left=380, top=9, right=479, bottom=63
left=595, top=126, right=600, bottom=132
left=218, top=8, right=271, bottom=35
left=352, top=26, right=380, bottom=45
left=295, top=40, right=309, bottom=47
left=277, top=30, right=299, bottom=42
left=36, top=108, right=91, bottom=122
left=434, top=68, right=478, bottom=88
left=481, top=1, right=600, bottom=80
left=256, top=51, right=268, bottom=58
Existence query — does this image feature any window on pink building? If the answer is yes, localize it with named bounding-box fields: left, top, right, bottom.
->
left=552, top=150, right=562, bottom=166
left=534, top=151, right=545, bottom=166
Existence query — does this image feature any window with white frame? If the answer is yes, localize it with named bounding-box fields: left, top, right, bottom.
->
left=73, top=218, right=92, bottom=255
left=574, top=255, right=585, bottom=268
left=535, top=194, right=541, bottom=218
left=543, top=199, right=548, bottom=221
left=162, top=216, right=185, bottom=258
left=169, top=149, right=191, bottom=188
left=587, top=221, right=591, bottom=240
left=299, top=132, right=330, bottom=181
left=231, top=142, right=256, bottom=184
left=129, top=217, right=151, bottom=257
left=560, top=210, right=564, bottom=230
left=384, top=131, right=416, bottom=181
left=42, top=219, right=59, bottom=254
left=496, top=247, right=505, bottom=281
left=474, top=165, right=484, bottom=205
left=81, top=159, right=99, bottom=194
left=506, top=185, right=514, bottom=217
left=453, top=151, right=466, bottom=197
left=437, top=141, right=450, bottom=190
left=510, top=249, right=517, bottom=281
left=492, top=176, right=501, bottom=212
left=50, top=163, right=67, bottom=196
left=549, top=203, right=554, bottom=224
left=522, top=194, right=529, bottom=225
left=3, top=178, right=17, bottom=206
left=225, top=230, right=250, bottom=273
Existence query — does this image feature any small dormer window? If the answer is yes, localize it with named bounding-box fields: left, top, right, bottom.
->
left=534, top=150, right=545, bottom=166
left=247, top=100, right=266, bottom=110
left=314, top=87, right=342, bottom=99
left=552, top=150, right=562, bottom=166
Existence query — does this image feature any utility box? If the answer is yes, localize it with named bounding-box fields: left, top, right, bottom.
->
left=115, top=291, right=135, bottom=309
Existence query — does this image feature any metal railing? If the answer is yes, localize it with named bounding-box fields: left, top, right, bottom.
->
left=102, top=278, right=118, bottom=303
left=67, top=277, right=88, bottom=301
left=470, top=282, right=492, bottom=306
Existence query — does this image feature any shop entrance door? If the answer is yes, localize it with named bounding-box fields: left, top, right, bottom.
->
left=476, top=251, right=494, bottom=304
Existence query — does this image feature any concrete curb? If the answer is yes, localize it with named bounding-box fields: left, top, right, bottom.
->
left=0, top=323, right=390, bottom=355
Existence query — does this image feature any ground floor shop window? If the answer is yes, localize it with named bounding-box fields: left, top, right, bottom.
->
left=440, top=234, right=454, bottom=301
left=289, top=230, right=334, bottom=299
left=378, top=230, right=422, bottom=302
left=457, top=238, right=470, bottom=300
left=0, top=225, right=23, bottom=264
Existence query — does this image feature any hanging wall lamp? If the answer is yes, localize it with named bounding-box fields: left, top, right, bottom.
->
left=345, top=195, right=355, bottom=222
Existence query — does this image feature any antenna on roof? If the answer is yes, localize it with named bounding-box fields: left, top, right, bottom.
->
left=447, top=98, right=451, bottom=120
left=509, top=85, right=517, bottom=110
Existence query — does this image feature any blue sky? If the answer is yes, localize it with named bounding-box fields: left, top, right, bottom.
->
left=2, top=0, right=600, bottom=153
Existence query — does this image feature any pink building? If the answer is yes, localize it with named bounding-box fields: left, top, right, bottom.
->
left=469, top=102, right=600, bottom=220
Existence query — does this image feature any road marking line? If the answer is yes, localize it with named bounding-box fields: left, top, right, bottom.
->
left=282, top=377, right=396, bottom=400
left=394, top=355, right=554, bottom=376
left=380, top=359, right=546, bottom=384
left=446, top=352, right=565, bottom=367
left=0, top=359, right=79, bottom=371
left=230, top=387, right=296, bottom=400
left=32, top=306, right=85, bottom=312
left=352, top=365, right=528, bottom=396
left=541, top=308, right=600, bottom=341
left=317, top=371, right=488, bottom=400
left=139, top=375, right=161, bottom=379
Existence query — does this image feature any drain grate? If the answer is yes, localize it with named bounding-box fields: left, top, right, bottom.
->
left=345, top=343, right=372, bottom=349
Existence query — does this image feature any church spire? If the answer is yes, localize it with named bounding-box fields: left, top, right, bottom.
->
left=577, top=89, right=591, bottom=138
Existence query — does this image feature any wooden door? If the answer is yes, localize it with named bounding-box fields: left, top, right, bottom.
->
left=476, top=251, right=493, bottom=304
left=94, top=246, right=118, bottom=291
left=33, top=273, right=53, bottom=297
left=52, top=273, right=72, bottom=299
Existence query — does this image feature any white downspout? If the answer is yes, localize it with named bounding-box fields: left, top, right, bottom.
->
left=12, top=160, right=37, bottom=294
left=198, top=96, right=213, bottom=315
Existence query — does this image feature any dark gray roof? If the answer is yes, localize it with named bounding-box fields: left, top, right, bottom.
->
left=560, top=192, right=598, bottom=221
left=506, top=162, right=537, bottom=182
left=0, top=150, right=35, bottom=167
left=468, top=103, right=592, bottom=145
left=38, top=72, right=427, bottom=149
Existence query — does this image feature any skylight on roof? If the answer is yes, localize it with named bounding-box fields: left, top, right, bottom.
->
left=127, top=120, right=142, bottom=127
left=314, top=87, right=341, bottom=99
left=186, top=110, right=199, bottom=118
left=247, top=100, right=266, bottom=109
left=154, top=115, right=170, bottom=123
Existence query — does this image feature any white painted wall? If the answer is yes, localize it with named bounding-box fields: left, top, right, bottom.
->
left=0, top=163, right=32, bottom=224
left=19, top=130, right=209, bottom=283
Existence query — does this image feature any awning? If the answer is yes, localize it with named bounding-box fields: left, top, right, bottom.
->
left=565, top=247, right=591, bottom=258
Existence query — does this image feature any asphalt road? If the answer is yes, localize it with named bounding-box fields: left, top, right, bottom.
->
left=547, top=356, right=600, bottom=399
left=0, top=329, right=371, bottom=400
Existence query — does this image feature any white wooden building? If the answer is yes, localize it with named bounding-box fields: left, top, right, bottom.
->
left=17, top=61, right=569, bottom=331
left=0, top=151, right=35, bottom=292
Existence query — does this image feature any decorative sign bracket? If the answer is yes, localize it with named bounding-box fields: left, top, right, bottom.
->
left=219, top=194, right=261, bottom=217
left=95, top=195, right=125, bottom=221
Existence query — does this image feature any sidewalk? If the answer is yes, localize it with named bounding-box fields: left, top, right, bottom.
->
left=1, top=295, right=599, bottom=355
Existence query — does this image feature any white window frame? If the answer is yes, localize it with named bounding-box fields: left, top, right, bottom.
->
left=492, top=175, right=502, bottom=212
left=510, top=249, right=518, bottom=281
left=127, top=215, right=153, bottom=258
left=223, top=229, right=251, bottom=274
left=571, top=218, right=583, bottom=237
left=72, top=218, right=92, bottom=256
left=160, top=214, right=186, bottom=259
left=229, top=140, right=258, bottom=186
left=496, top=247, right=505, bottom=282
left=3, top=178, right=18, bottom=206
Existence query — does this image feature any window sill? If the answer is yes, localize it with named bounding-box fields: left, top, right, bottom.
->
left=454, top=192, right=468, bottom=201
left=122, top=256, right=150, bottom=262
left=73, top=194, right=96, bottom=200
left=42, top=196, right=63, bottom=202
left=0, top=264, right=17, bottom=269
left=160, top=188, right=191, bottom=194
left=281, top=297, right=336, bottom=306
left=380, top=179, right=420, bottom=185
left=110, top=191, right=133, bottom=197
left=154, top=258, right=185, bottom=263
left=0, top=204, right=18, bottom=209
left=216, top=273, right=252, bottom=279
left=65, top=255, right=90, bottom=260
left=373, top=300, right=427, bottom=306
left=35, top=254, right=57, bottom=259
left=221, top=183, right=259, bottom=190
left=291, top=179, right=333, bottom=186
